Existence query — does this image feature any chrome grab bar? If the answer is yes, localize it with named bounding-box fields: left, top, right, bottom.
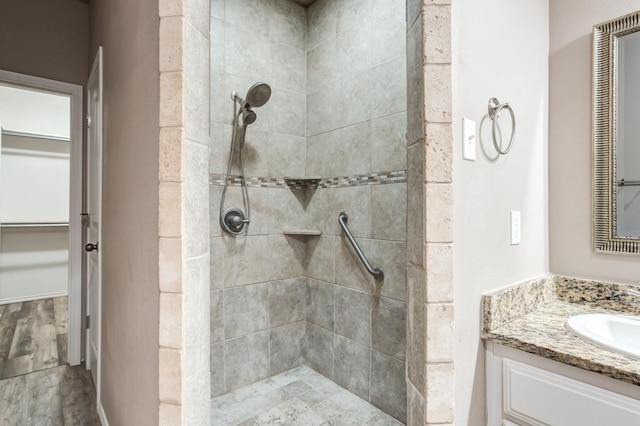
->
left=338, top=212, right=384, bottom=281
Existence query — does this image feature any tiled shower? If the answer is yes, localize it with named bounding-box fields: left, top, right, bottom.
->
left=209, top=0, right=408, bottom=422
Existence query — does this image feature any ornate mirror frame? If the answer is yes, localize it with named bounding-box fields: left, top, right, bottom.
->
left=593, top=11, right=640, bottom=254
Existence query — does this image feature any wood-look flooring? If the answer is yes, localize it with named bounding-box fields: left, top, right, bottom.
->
left=0, top=364, right=100, bottom=425
left=0, top=297, right=101, bottom=425
left=0, top=297, right=68, bottom=379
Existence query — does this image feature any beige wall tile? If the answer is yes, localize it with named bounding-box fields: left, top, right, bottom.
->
left=426, top=363, right=454, bottom=423
left=407, top=263, right=425, bottom=393
left=159, top=237, right=183, bottom=293
left=424, top=5, right=452, bottom=64
left=225, top=0, right=270, bottom=37
left=426, top=303, right=454, bottom=362
left=210, top=18, right=224, bottom=73
left=371, top=7, right=406, bottom=66
left=425, top=183, right=453, bottom=243
left=219, top=235, right=268, bottom=287
left=269, top=188, right=306, bottom=234
left=159, top=0, right=183, bottom=18
left=372, top=183, right=407, bottom=242
left=159, top=348, right=182, bottom=404
left=304, top=235, right=336, bottom=283
left=407, top=142, right=425, bottom=266
left=159, top=182, right=183, bottom=238
left=329, top=186, right=372, bottom=238
left=183, top=254, right=210, bottom=349
left=308, top=0, right=337, bottom=49
left=406, top=0, right=422, bottom=28
left=335, top=236, right=373, bottom=293
left=426, top=123, right=452, bottom=183
left=370, top=240, right=407, bottom=301
left=267, top=133, right=306, bottom=178
left=184, top=343, right=209, bottom=384
left=335, top=19, right=371, bottom=79
left=269, top=0, right=306, bottom=51
left=184, top=22, right=210, bottom=145
left=184, top=0, right=209, bottom=37
left=159, top=402, right=181, bottom=426
left=369, top=56, right=407, bottom=120
left=424, top=64, right=451, bottom=123
left=371, top=113, right=408, bottom=172
left=160, top=71, right=184, bottom=127
left=183, top=140, right=210, bottom=257
left=268, top=41, right=306, bottom=93
left=307, top=39, right=337, bottom=93
left=183, top=364, right=211, bottom=425
left=160, top=292, right=183, bottom=349
left=407, top=16, right=425, bottom=146
left=159, top=127, right=183, bottom=182
left=407, top=381, right=425, bottom=426
left=267, top=233, right=305, bottom=281
left=160, top=17, right=183, bottom=73
left=426, top=243, right=453, bottom=303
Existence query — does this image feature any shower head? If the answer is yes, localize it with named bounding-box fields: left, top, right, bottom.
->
left=230, top=83, right=271, bottom=127
left=245, top=82, right=271, bottom=108
left=242, top=108, right=257, bottom=125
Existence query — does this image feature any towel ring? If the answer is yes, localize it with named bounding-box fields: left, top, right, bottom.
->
left=488, top=97, right=516, bottom=155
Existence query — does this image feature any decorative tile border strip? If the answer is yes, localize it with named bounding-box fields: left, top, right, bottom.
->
left=210, top=170, right=407, bottom=189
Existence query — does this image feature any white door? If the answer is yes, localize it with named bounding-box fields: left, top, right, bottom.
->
left=86, top=47, right=103, bottom=391
left=0, top=125, right=2, bottom=251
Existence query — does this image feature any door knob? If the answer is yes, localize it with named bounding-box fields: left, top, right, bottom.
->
left=85, top=242, right=99, bottom=252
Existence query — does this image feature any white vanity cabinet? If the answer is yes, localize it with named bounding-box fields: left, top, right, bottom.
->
left=486, top=342, right=640, bottom=426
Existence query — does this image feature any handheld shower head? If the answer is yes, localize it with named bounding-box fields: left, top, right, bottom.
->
left=245, top=82, right=271, bottom=108
left=242, top=108, right=257, bottom=125
left=230, top=83, right=271, bottom=127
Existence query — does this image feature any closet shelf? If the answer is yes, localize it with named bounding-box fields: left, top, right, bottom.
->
left=283, top=230, right=322, bottom=236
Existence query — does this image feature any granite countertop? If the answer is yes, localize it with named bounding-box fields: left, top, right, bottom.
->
left=482, top=275, right=640, bottom=386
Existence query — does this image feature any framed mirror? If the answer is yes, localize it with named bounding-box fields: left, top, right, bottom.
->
left=593, top=11, right=640, bottom=254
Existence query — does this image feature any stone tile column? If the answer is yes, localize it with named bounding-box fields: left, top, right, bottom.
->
left=158, top=0, right=211, bottom=424
left=406, top=0, right=454, bottom=424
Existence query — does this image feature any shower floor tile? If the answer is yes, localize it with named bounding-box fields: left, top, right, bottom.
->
left=211, top=365, right=404, bottom=426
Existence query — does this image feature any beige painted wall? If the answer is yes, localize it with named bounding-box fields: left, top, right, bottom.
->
left=452, top=0, right=549, bottom=423
left=89, top=0, right=159, bottom=424
left=0, top=0, right=88, bottom=86
left=549, top=0, right=640, bottom=285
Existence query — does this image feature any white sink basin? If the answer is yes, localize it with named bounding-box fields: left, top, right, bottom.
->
left=566, top=314, right=640, bottom=360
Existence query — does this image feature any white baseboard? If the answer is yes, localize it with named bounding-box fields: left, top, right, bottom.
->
left=0, top=291, right=68, bottom=305
left=98, top=401, right=109, bottom=426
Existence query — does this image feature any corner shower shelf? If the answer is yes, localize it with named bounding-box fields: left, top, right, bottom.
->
left=283, top=230, right=322, bottom=236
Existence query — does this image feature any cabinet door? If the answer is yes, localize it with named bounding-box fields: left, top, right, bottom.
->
left=504, top=359, right=640, bottom=426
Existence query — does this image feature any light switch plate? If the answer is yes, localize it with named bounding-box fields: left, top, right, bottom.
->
left=462, top=117, right=476, bottom=161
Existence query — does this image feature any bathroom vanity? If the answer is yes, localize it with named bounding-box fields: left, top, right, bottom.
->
left=482, top=276, right=640, bottom=426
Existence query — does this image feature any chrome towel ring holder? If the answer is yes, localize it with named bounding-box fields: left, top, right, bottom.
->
left=488, top=97, right=516, bottom=155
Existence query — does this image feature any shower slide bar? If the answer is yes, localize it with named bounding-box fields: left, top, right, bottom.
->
left=338, top=212, right=384, bottom=281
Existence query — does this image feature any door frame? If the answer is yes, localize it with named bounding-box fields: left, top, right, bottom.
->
left=0, top=69, right=83, bottom=366
left=86, top=46, right=103, bottom=408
